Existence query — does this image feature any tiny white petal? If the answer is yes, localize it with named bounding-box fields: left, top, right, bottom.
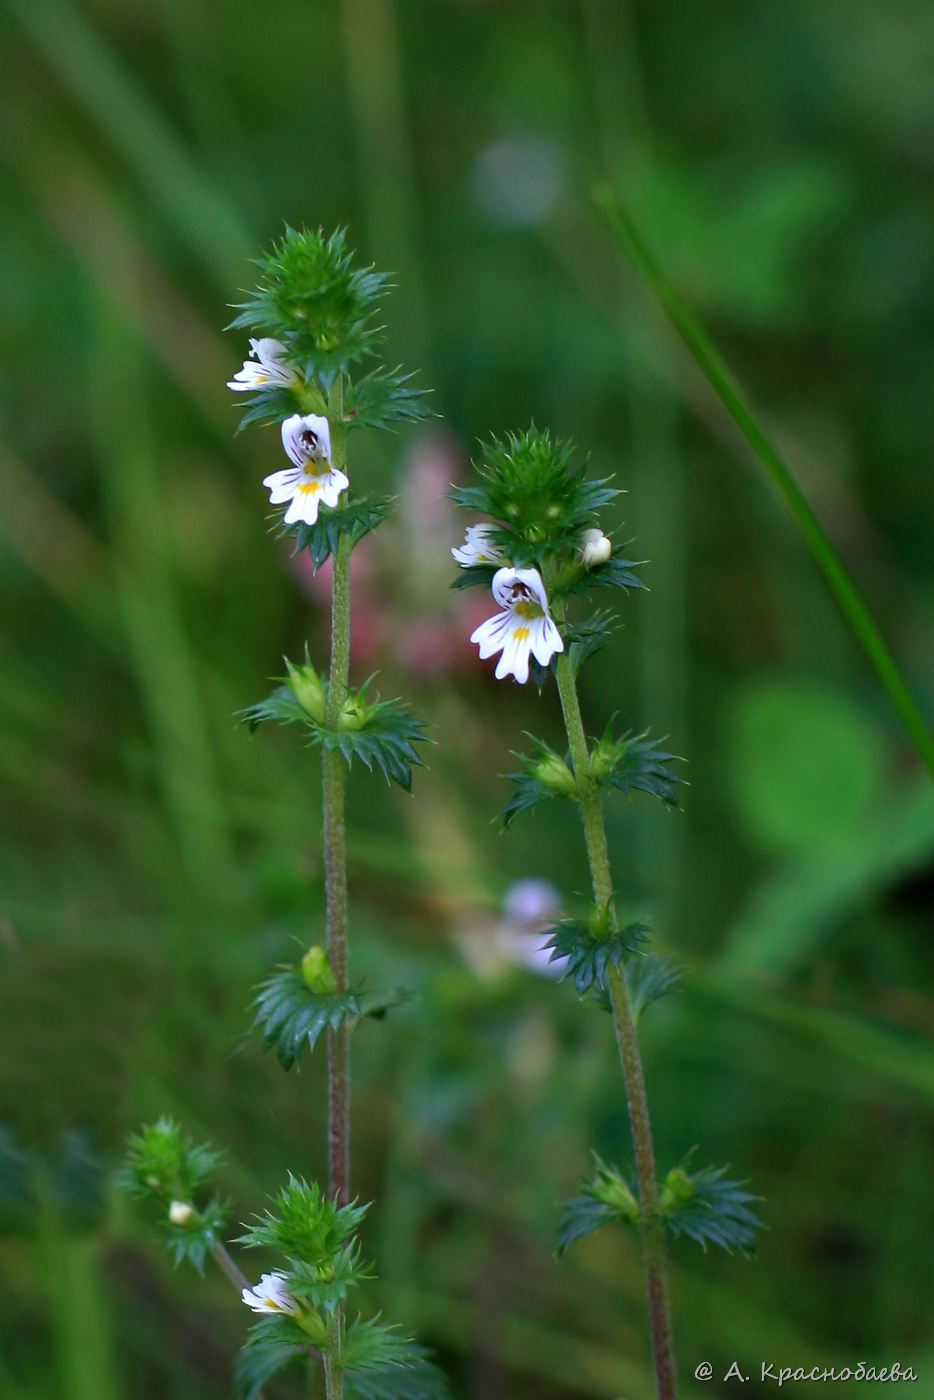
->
left=579, top=528, right=612, bottom=569
left=452, top=523, right=503, bottom=567
left=241, top=1271, right=301, bottom=1316
left=168, top=1200, right=192, bottom=1226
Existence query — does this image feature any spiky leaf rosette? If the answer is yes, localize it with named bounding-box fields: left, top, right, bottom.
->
left=545, top=912, right=648, bottom=995
left=239, top=1175, right=368, bottom=1264
left=293, top=496, right=393, bottom=569
left=241, top=679, right=428, bottom=792
left=228, top=228, right=431, bottom=431
left=450, top=427, right=618, bottom=569
left=230, top=227, right=388, bottom=381
left=659, top=1154, right=762, bottom=1255
left=118, top=1119, right=231, bottom=1274
left=253, top=968, right=409, bottom=1070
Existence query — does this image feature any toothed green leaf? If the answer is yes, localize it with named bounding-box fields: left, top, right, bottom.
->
left=626, top=954, right=684, bottom=1024
left=252, top=969, right=410, bottom=1070
left=545, top=917, right=648, bottom=995
left=294, top=496, right=394, bottom=568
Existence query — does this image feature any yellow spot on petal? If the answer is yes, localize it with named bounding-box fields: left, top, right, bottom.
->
left=298, top=480, right=321, bottom=495
left=512, top=626, right=530, bottom=642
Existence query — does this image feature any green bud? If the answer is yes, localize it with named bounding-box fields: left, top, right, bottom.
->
left=301, top=945, right=338, bottom=994
left=592, top=1170, right=640, bottom=1221
left=285, top=658, right=327, bottom=724
left=545, top=503, right=563, bottom=521
left=588, top=735, right=621, bottom=782
left=337, top=696, right=367, bottom=731
left=534, top=752, right=577, bottom=796
left=658, top=1166, right=695, bottom=1215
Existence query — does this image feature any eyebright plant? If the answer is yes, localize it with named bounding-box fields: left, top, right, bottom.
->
left=452, top=427, right=761, bottom=1400
left=120, top=229, right=443, bottom=1400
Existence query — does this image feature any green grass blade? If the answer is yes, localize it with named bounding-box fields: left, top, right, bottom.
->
left=596, top=186, right=934, bottom=781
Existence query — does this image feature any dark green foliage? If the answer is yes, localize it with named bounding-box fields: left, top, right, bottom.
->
left=556, top=1157, right=640, bottom=1255
left=545, top=914, right=648, bottom=995
left=120, top=1117, right=223, bottom=1202
left=239, top=1174, right=368, bottom=1262
left=450, top=428, right=619, bottom=568
left=345, top=366, right=434, bottom=430
left=241, top=684, right=427, bottom=792
left=563, top=547, right=647, bottom=597
left=346, top=1352, right=451, bottom=1400
left=233, top=383, right=311, bottom=434
left=626, top=954, right=684, bottom=1024
left=235, top=1314, right=311, bottom=1400
left=590, top=728, right=682, bottom=806
left=229, top=227, right=389, bottom=383
left=659, top=1156, right=762, bottom=1255
left=253, top=969, right=409, bottom=1070
left=0, top=1125, right=32, bottom=1211
left=449, top=563, right=499, bottom=591
left=294, top=496, right=394, bottom=569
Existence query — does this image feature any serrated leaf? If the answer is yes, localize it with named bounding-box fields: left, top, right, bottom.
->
left=544, top=918, right=648, bottom=994
left=661, top=1156, right=762, bottom=1255
left=239, top=1174, right=368, bottom=1260
left=294, top=496, right=393, bottom=569
left=235, top=1313, right=310, bottom=1400
left=318, top=699, right=428, bottom=792
left=593, top=729, right=683, bottom=806
left=239, top=685, right=308, bottom=733
left=567, top=548, right=647, bottom=595
left=346, top=1351, right=450, bottom=1400
left=626, top=954, right=683, bottom=1024
left=556, top=1156, right=640, bottom=1255
left=253, top=971, right=410, bottom=1070
left=342, top=1319, right=422, bottom=1373
left=449, top=564, right=498, bottom=591
left=555, top=1193, right=620, bottom=1255
left=346, top=366, right=434, bottom=430
left=565, top=610, right=616, bottom=675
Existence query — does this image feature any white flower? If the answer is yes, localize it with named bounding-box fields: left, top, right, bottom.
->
left=227, top=338, right=298, bottom=393
left=263, top=414, right=349, bottom=527
left=241, top=1271, right=302, bottom=1317
left=452, top=523, right=503, bottom=567
left=470, top=566, right=564, bottom=684
left=579, top=528, right=612, bottom=569
left=168, top=1200, right=193, bottom=1226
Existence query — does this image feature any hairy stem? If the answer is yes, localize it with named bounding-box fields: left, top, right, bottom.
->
left=324, top=389, right=352, bottom=1207
left=323, top=1310, right=344, bottom=1400
left=554, top=652, right=676, bottom=1400
left=211, top=1240, right=250, bottom=1293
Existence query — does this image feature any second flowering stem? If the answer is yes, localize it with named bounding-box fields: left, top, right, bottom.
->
left=553, top=650, right=676, bottom=1400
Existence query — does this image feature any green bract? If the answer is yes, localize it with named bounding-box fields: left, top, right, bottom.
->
left=253, top=968, right=409, bottom=1070
left=451, top=426, right=619, bottom=568
left=228, top=227, right=431, bottom=430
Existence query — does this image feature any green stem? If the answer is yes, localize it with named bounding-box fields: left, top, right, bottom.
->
left=554, top=652, right=676, bottom=1400
left=596, top=187, right=934, bottom=783
left=324, top=387, right=352, bottom=1207
left=323, top=1310, right=344, bottom=1400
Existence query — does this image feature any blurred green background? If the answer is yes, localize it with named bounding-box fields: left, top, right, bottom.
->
left=2, top=0, right=934, bottom=1396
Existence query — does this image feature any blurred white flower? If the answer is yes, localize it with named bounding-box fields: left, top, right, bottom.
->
left=470, top=566, right=563, bottom=684
left=168, top=1199, right=193, bottom=1226
left=579, top=528, right=612, bottom=569
left=227, top=338, right=298, bottom=393
left=263, top=413, right=349, bottom=527
left=471, top=134, right=565, bottom=228
left=451, top=523, right=503, bottom=567
left=241, top=1271, right=302, bottom=1316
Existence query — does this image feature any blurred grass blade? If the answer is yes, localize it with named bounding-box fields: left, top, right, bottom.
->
left=596, top=186, right=934, bottom=781
left=3, top=0, right=251, bottom=286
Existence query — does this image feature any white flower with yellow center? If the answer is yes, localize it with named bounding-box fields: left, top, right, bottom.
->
left=263, top=414, right=349, bottom=527
left=227, top=338, right=298, bottom=393
left=241, top=1271, right=302, bottom=1317
left=452, top=523, right=504, bottom=567
left=470, top=566, right=564, bottom=684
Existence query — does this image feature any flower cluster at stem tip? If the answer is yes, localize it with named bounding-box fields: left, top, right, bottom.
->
left=451, top=427, right=620, bottom=684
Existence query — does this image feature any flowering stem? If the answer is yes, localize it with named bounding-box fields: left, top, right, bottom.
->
left=211, top=1241, right=250, bottom=1293
left=553, top=651, right=676, bottom=1400
left=323, top=388, right=352, bottom=1208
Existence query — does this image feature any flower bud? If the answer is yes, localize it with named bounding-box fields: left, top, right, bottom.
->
left=534, top=752, right=577, bottom=796
left=169, top=1199, right=193, bottom=1226
left=592, top=1172, right=639, bottom=1221
left=658, top=1167, right=695, bottom=1215
left=301, top=945, right=338, bottom=994
left=579, top=528, right=612, bottom=569
left=337, top=696, right=367, bottom=731
left=285, top=658, right=327, bottom=724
